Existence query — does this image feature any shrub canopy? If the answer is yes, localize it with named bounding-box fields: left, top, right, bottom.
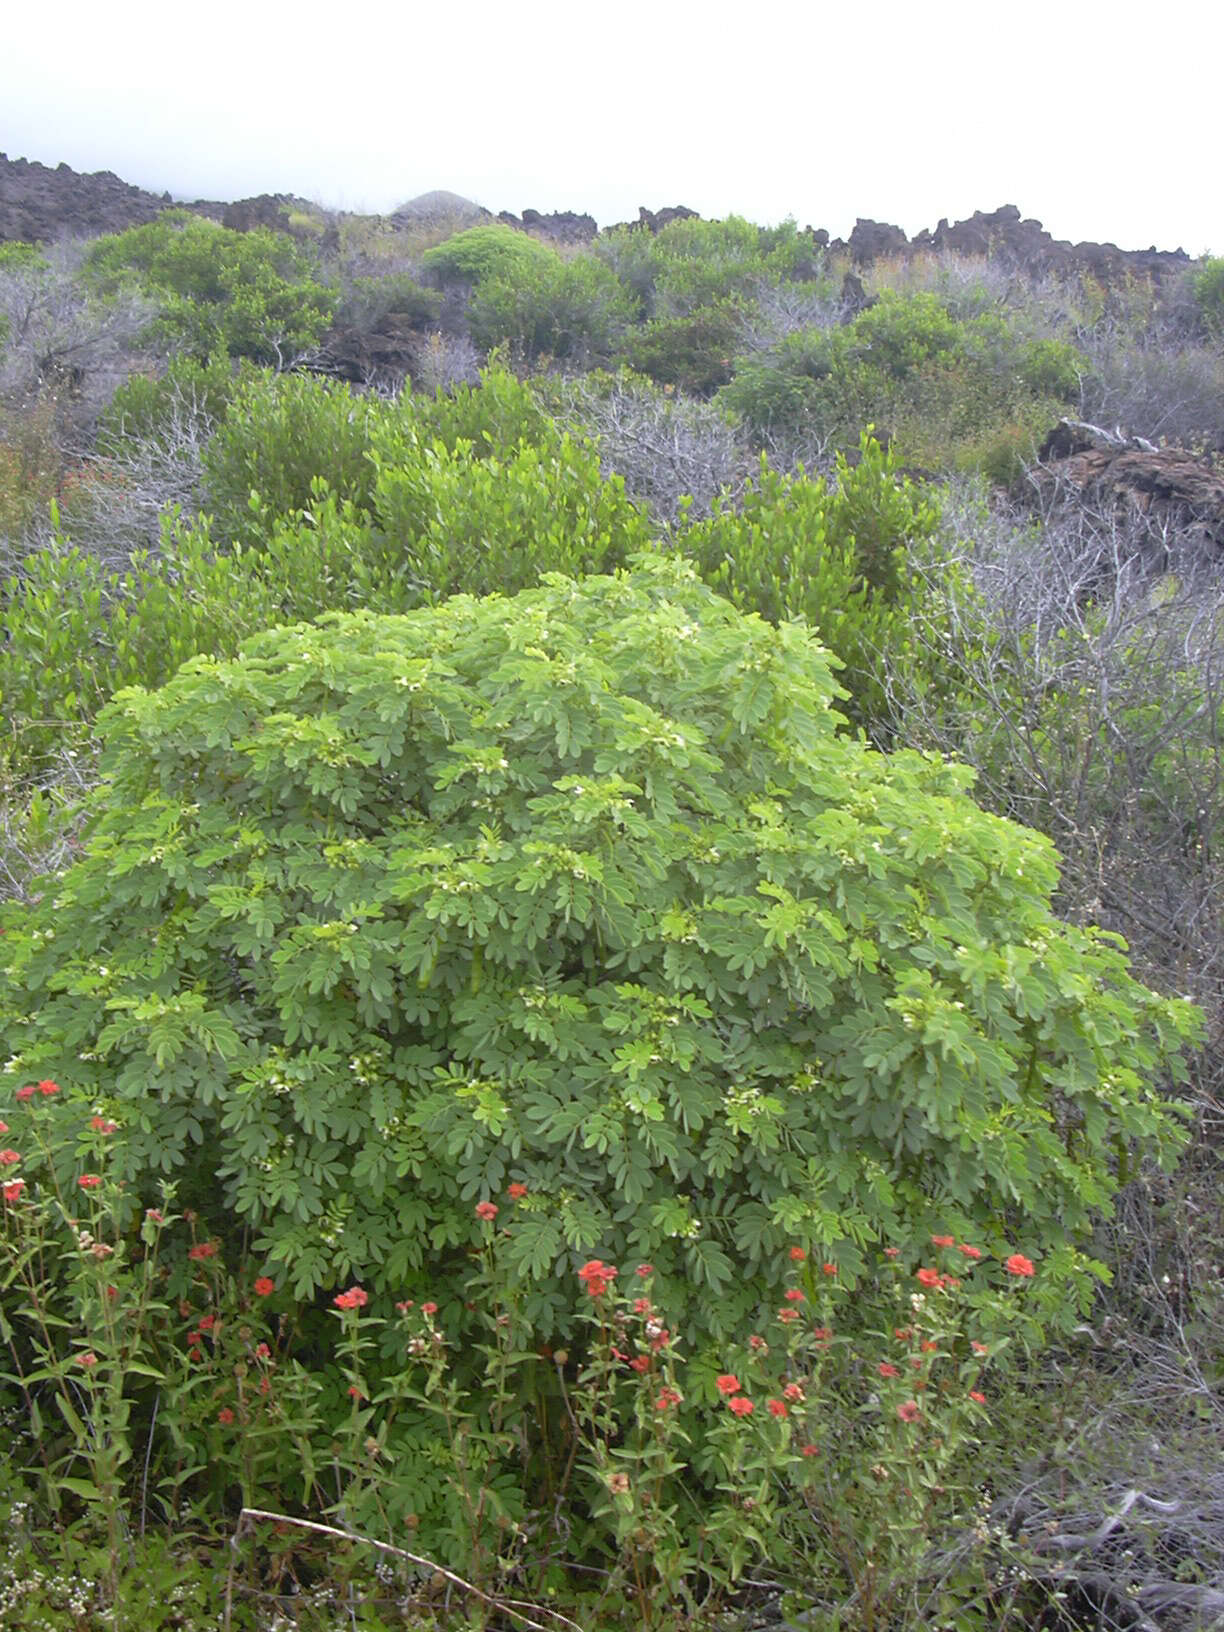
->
left=0, top=559, right=1197, bottom=1339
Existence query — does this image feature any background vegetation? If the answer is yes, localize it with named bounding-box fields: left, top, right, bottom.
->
left=1, top=195, right=1222, bottom=1631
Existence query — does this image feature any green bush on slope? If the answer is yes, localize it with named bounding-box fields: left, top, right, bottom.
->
left=1, top=559, right=1197, bottom=1343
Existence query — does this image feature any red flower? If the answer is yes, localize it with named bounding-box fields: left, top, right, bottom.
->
left=197, top=1314, right=217, bottom=1331
left=728, top=1395, right=754, bottom=1416
left=14, top=1086, right=36, bottom=1102
left=0, top=1121, right=8, bottom=1135
left=783, top=1382, right=804, bottom=1401
left=1005, top=1254, right=1035, bottom=1277
left=801, top=1443, right=819, bottom=1457
left=655, top=1387, right=682, bottom=1410
left=187, top=1242, right=218, bottom=1261
left=969, top=1390, right=987, bottom=1404
left=877, top=1362, right=900, bottom=1378
left=255, top=1342, right=271, bottom=1361
left=421, top=1302, right=438, bottom=1316
left=253, top=1277, right=275, bottom=1297
left=187, top=1346, right=203, bottom=1362
left=0, top=1150, right=20, bottom=1166
left=649, top=1328, right=671, bottom=1351
left=507, top=1183, right=528, bottom=1199
left=333, top=1286, right=369, bottom=1311
left=347, top=1385, right=364, bottom=1399
left=629, top=1355, right=650, bottom=1374
left=789, top=1246, right=807, bottom=1262
left=958, top=1243, right=982, bottom=1259
left=89, top=1117, right=118, bottom=1134
left=474, top=1201, right=498, bottom=1221
left=896, top=1400, right=921, bottom=1422
left=931, top=1234, right=955, bottom=1248
left=777, top=1308, right=800, bottom=1324
left=217, top=1407, right=235, bottom=1425
left=2, top=1180, right=24, bottom=1202
left=748, top=1334, right=767, bottom=1352
left=915, top=1267, right=941, bottom=1287
left=783, top=1288, right=804, bottom=1303
left=821, top=1262, right=837, bottom=1277
left=811, top=1326, right=832, bottom=1343
left=396, top=1300, right=414, bottom=1313
left=145, top=1209, right=164, bottom=1223
left=920, top=1340, right=938, bottom=1353
left=883, top=1246, right=900, bottom=1258
left=76, top=1351, right=99, bottom=1368
left=634, top=1264, right=654, bottom=1278
left=767, top=1398, right=788, bottom=1417
left=633, top=1297, right=652, bottom=1314
left=894, top=1326, right=914, bottom=1340
left=37, top=1080, right=60, bottom=1096
left=971, top=1340, right=989, bottom=1355
left=715, top=1374, right=742, bottom=1396
left=77, top=1174, right=102, bottom=1190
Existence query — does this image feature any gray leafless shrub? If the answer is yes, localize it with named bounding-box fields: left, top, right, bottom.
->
left=734, top=278, right=843, bottom=353
left=551, top=371, right=752, bottom=526
left=882, top=480, right=1224, bottom=1043
left=407, top=330, right=482, bottom=395
left=0, top=243, right=157, bottom=435
left=0, top=750, right=98, bottom=906
left=1077, top=326, right=1224, bottom=451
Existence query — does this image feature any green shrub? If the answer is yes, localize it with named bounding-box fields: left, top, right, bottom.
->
left=621, top=299, right=745, bottom=395
left=419, top=223, right=556, bottom=288
left=679, top=436, right=943, bottom=730
left=467, top=253, right=636, bottom=365
left=1191, top=255, right=1224, bottom=339
left=84, top=213, right=338, bottom=365
left=202, top=371, right=383, bottom=541
left=1, top=558, right=1198, bottom=1347
left=95, top=352, right=254, bottom=452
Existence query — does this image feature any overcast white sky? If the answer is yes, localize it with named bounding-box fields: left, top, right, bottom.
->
left=4, top=0, right=1218, bottom=253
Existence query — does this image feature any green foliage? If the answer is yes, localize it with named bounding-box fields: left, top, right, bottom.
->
left=203, top=371, right=383, bottom=541
left=0, top=393, right=62, bottom=544
left=679, top=436, right=944, bottom=730
left=84, top=213, right=338, bottom=365
left=333, top=269, right=442, bottom=335
left=0, top=240, right=46, bottom=272
left=621, top=299, right=745, bottom=395
left=596, top=215, right=822, bottom=320
left=1191, top=255, right=1224, bottom=339
left=1, top=561, right=1198, bottom=1356
left=419, top=223, right=557, bottom=288
left=467, top=253, right=636, bottom=365
left=1, top=374, right=651, bottom=775
left=95, top=351, right=254, bottom=452
left=719, top=292, right=1082, bottom=472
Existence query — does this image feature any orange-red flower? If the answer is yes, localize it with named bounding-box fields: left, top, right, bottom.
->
left=507, top=1182, right=528, bottom=1199
left=187, top=1242, right=218, bottom=1261
left=333, top=1286, right=369, bottom=1311
left=254, top=1277, right=275, bottom=1297
left=783, top=1288, right=804, bottom=1303
left=655, top=1387, right=682, bottom=1410
left=474, top=1201, right=498, bottom=1221
left=728, top=1395, right=754, bottom=1416
left=0, top=1150, right=20, bottom=1166
left=78, top=1174, right=102, bottom=1190
left=37, top=1081, right=60, bottom=1097
left=90, top=1117, right=118, bottom=1134
left=1005, top=1253, right=1035, bottom=1277
left=915, top=1266, right=940, bottom=1287
left=715, top=1374, right=742, bottom=1396
left=969, top=1390, right=987, bottom=1404
left=767, top=1398, right=788, bottom=1417
left=931, top=1234, right=955, bottom=1247
left=217, top=1406, right=235, bottom=1425
left=958, top=1243, right=982, bottom=1259
left=789, top=1246, right=807, bottom=1261
left=896, top=1400, right=921, bottom=1422
left=14, top=1087, right=36, bottom=1102
left=801, top=1443, right=819, bottom=1457
left=2, top=1180, right=24, bottom=1202
left=877, top=1362, right=900, bottom=1378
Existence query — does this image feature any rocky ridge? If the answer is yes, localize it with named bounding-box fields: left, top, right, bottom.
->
left=0, top=154, right=1195, bottom=289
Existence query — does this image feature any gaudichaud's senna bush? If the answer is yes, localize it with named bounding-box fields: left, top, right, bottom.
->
left=0, top=557, right=1199, bottom=1343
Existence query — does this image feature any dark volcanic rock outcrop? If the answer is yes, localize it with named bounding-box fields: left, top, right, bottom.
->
left=1035, top=419, right=1224, bottom=553
left=834, top=203, right=1190, bottom=283
left=0, top=152, right=169, bottom=243
left=497, top=207, right=597, bottom=245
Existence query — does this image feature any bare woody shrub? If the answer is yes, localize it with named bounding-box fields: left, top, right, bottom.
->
left=549, top=369, right=752, bottom=525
